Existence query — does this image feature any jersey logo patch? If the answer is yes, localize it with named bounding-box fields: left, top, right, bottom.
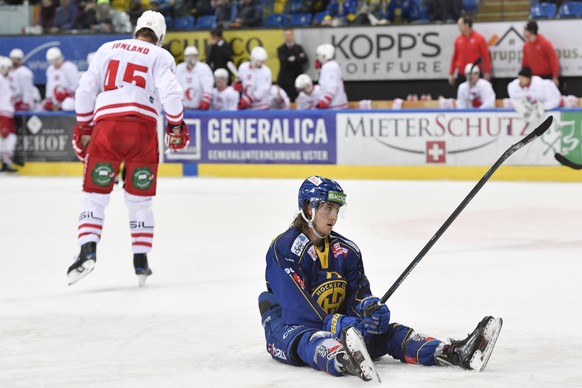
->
left=307, top=246, right=317, bottom=261
left=132, top=167, right=155, bottom=190
left=91, top=162, right=115, bottom=187
left=311, top=279, right=347, bottom=314
left=291, top=234, right=309, bottom=256
left=331, top=242, right=348, bottom=259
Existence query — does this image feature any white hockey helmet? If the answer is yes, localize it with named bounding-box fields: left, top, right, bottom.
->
left=0, top=56, right=12, bottom=75
left=135, top=10, right=166, bottom=46
left=464, top=63, right=480, bottom=76
left=316, top=43, right=335, bottom=63
left=9, top=48, right=24, bottom=60
left=214, top=68, right=229, bottom=80
left=184, top=46, right=198, bottom=56
left=250, top=46, right=268, bottom=64
left=295, top=74, right=313, bottom=91
left=46, top=47, right=63, bottom=62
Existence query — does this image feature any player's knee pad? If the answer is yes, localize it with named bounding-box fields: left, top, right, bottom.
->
left=296, top=331, right=343, bottom=376
left=261, top=306, right=310, bottom=366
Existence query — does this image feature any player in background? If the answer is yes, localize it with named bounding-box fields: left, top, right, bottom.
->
left=507, top=66, right=561, bottom=123
left=314, top=44, right=348, bottom=109
left=176, top=46, right=213, bottom=110
left=259, top=176, right=503, bottom=381
left=236, top=46, right=272, bottom=110
left=68, top=10, right=188, bottom=287
left=0, top=56, right=17, bottom=173
left=456, top=63, right=496, bottom=109
left=269, top=84, right=290, bottom=109
left=294, top=74, right=321, bottom=110
left=8, top=48, right=40, bottom=111
left=211, top=68, right=239, bottom=110
left=43, top=47, right=80, bottom=111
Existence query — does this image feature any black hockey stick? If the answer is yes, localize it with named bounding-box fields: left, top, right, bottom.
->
left=554, top=153, right=582, bottom=170
left=376, top=115, right=553, bottom=304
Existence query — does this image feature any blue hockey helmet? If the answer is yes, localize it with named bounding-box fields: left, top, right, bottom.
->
left=298, top=176, right=347, bottom=211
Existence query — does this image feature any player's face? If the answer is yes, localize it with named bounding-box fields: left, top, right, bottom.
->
left=215, top=77, right=227, bottom=88
left=185, top=54, right=197, bottom=65
left=518, top=75, right=531, bottom=88
left=49, top=58, right=63, bottom=68
left=313, top=202, right=341, bottom=236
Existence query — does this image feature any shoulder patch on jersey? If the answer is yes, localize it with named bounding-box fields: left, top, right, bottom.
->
left=291, top=233, right=309, bottom=257
left=307, top=246, right=317, bottom=261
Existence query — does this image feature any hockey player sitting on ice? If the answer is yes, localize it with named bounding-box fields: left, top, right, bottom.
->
left=294, top=74, right=321, bottom=110
left=507, top=66, right=561, bottom=123
left=259, top=176, right=503, bottom=382
left=0, top=56, right=18, bottom=173
left=43, top=47, right=80, bottom=111
left=176, top=46, right=213, bottom=110
left=8, top=48, right=41, bottom=111
left=236, top=46, right=272, bottom=110
left=211, top=68, right=239, bottom=111
left=68, top=10, right=188, bottom=287
left=314, top=44, right=348, bottom=110
left=456, top=63, right=496, bottom=109
left=269, top=84, right=291, bottom=109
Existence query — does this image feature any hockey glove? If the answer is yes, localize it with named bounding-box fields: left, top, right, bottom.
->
left=54, top=86, right=74, bottom=102
left=72, top=125, right=93, bottom=162
left=198, top=101, right=210, bottom=110
left=238, top=95, right=252, bottom=110
left=316, top=96, right=331, bottom=109
left=233, top=81, right=243, bottom=93
left=356, top=297, right=390, bottom=335
left=165, top=121, right=190, bottom=151
left=42, top=98, right=56, bottom=111
left=314, top=59, right=322, bottom=69
left=324, top=313, right=365, bottom=339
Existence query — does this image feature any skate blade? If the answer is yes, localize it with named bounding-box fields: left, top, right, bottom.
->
left=137, top=274, right=149, bottom=287
left=470, top=317, right=503, bottom=372
left=344, top=327, right=382, bottom=383
left=67, top=259, right=96, bottom=285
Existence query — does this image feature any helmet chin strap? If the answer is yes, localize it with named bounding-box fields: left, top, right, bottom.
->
left=300, top=208, right=325, bottom=240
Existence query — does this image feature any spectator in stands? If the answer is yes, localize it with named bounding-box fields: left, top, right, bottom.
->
left=448, top=15, right=491, bottom=87
left=39, top=0, right=58, bottom=33
left=294, top=74, right=321, bottom=110
left=75, top=0, right=98, bottom=30
left=357, top=0, right=388, bottom=26
left=230, top=0, right=261, bottom=27
left=456, top=63, right=495, bottom=109
left=385, top=0, right=420, bottom=24
left=206, top=28, right=233, bottom=76
left=321, top=0, right=358, bottom=26
left=8, top=49, right=39, bottom=111
left=507, top=66, right=561, bottom=121
left=51, top=0, right=79, bottom=32
left=43, top=47, right=80, bottom=112
left=424, top=0, right=461, bottom=22
left=211, top=68, right=239, bottom=110
left=277, top=29, right=308, bottom=102
left=128, top=0, right=146, bottom=25
left=0, top=57, right=17, bottom=173
left=212, top=0, right=237, bottom=28
left=193, top=0, right=215, bottom=19
left=522, top=20, right=560, bottom=87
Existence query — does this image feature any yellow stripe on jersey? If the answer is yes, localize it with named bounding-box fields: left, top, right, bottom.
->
left=314, top=238, right=330, bottom=269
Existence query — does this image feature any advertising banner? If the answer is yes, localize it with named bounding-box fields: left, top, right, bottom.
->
left=165, top=111, right=336, bottom=164
left=556, top=110, right=582, bottom=164
left=15, top=113, right=78, bottom=162
left=0, top=34, right=131, bottom=84
left=336, top=110, right=566, bottom=166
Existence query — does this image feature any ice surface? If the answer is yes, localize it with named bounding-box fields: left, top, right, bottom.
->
left=1, top=176, right=581, bottom=387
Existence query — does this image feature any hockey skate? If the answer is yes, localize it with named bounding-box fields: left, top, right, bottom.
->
left=436, top=316, right=503, bottom=372
left=336, top=327, right=381, bottom=383
left=1, top=162, right=17, bottom=173
left=67, top=242, right=97, bottom=285
left=134, top=253, right=152, bottom=287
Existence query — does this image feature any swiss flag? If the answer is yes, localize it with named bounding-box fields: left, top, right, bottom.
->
left=426, top=141, right=446, bottom=163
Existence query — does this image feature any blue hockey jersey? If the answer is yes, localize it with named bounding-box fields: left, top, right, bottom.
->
left=265, top=226, right=373, bottom=329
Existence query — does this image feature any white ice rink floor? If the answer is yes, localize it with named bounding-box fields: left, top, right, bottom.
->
left=1, top=175, right=581, bottom=387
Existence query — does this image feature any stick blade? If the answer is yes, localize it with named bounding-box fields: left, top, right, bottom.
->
left=555, top=153, right=582, bottom=170
left=534, top=115, right=553, bottom=137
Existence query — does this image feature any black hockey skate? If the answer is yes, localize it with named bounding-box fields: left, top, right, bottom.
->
left=336, top=327, right=381, bottom=382
left=67, top=242, right=97, bottom=285
left=134, top=253, right=152, bottom=287
left=436, top=316, right=503, bottom=372
left=1, top=162, right=17, bottom=173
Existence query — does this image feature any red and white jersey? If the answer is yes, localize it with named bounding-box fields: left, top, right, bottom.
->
left=507, top=75, right=561, bottom=110
left=456, top=78, right=496, bottom=109
left=211, top=86, right=239, bottom=111
left=317, top=60, right=348, bottom=109
left=0, top=74, right=14, bottom=118
left=8, top=65, right=35, bottom=108
left=296, top=85, right=321, bottom=110
left=176, top=61, right=213, bottom=109
left=75, top=38, right=183, bottom=126
left=269, top=85, right=290, bottom=110
left=46, top=61, right=79, bottom=103
left=237, top=61, right=272, bottom=110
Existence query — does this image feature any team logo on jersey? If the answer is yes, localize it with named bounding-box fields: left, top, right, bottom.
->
left=291, top=234, right=309, bottom=256
left=331, top=242, right=348, bottom=259
left=91, top=163, right=115, bottom=187
left=311, top=279, right=347, bottom=314
left=132, top=167, right=155, bottom=190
